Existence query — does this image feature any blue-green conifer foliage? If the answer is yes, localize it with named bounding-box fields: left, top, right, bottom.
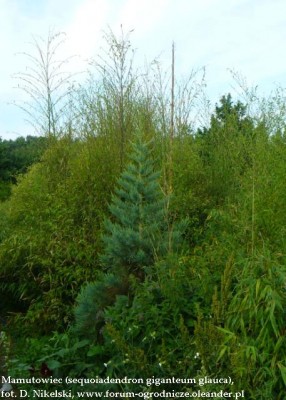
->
left=75, top=137, right=171, bottom=338
left=101, top=137, right=167, bottom=275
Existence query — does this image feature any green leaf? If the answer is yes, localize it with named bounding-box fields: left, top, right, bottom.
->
left=47, top=359, right=62, bottom=370
left=269, top=312, right=279, bottom=338
left=217, top=345, right=229, bottom=361
left=87, top=345, right=104, bottom=357
left=278, top=363, right=286, bottom=386
left=72, top=339, right=90, bottom=351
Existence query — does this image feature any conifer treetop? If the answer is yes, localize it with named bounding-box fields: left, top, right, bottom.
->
left=101, top=135, right=167, bottom=275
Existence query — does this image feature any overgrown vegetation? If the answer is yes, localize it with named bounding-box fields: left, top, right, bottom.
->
left=0, top=135, right=47, bottom=201
left=0, top=29, right=286, bottom=399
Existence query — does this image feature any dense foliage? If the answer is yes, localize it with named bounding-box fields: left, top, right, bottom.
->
left=0, top=135, right=47, bottom=200
left=0, top=30, right=286, bottom=399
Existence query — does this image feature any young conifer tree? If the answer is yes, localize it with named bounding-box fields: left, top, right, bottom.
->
left=100, top=135, right=168, bottom=278
left=74, top=135, right=182, bottom=338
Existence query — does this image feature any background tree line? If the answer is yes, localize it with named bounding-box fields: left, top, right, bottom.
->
left=0, top=135, right=47, bottom=201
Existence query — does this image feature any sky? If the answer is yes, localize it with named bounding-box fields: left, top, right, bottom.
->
left=1, top=0, right=286, bottom=139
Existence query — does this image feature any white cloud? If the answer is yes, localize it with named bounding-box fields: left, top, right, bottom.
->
left=64, top=0, right=110, bottom=60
